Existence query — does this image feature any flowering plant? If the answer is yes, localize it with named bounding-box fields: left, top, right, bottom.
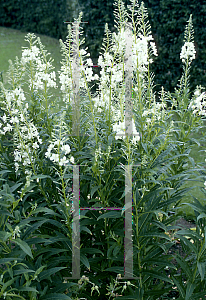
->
left=0, top=0, right=206, bottom=299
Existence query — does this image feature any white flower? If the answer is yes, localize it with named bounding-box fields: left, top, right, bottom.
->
left=132, top=136, right=140, bottom=144
left=146, top=118, right=152, bottom=124
left=48, top=143, right=55, bottom=151
left=59, top=156, right=69, bottom=166
left=84, top=67, right=93, bottom=82
left=20, top=114, right=25, bottom=122
left=2, top=114, right=7, bottom=123
left=113, top=117, right=140, bottom=143
left=5, top=92, right=13, bottom=108
left=32, top=142, right=39, bottom=149
left=104, top=53, right=113, bottom=65
left=3, top=124, right=13, bottom=133
left=70, top=156, right=74, bottom=164
left=31, top=70, right=57, bottom=91
left=14, top=150, right=22, bottom=162
left=133, top=35, right=148, bottom=66
left=13, top=226, right=21, bottom=239
left=61, top=144, right=71, bottom=154
left=111, top=70, right=122, bottom=83
left=14, top=162, right=19, bottom=172
left=23, top=158, right=31, bottom=166
left=12, top=121, right=42, bottom=172
left=31, top=45, right=40, bottom=56
left=98, top=55, right=105, bottom=68
left=93, top=74, right=99, bottom=80
left=112, top=28, right=125, bottom=53
left=50, top=153, right=59, bottom=163
left=50, top=71, right=56, bottom=80
left=194, top=89, right=201, bottom=97
left=150, top=42, right=158, bottom=56
left=180, top=42, right=196, bottom=64
left=59, top=73, right=72, bottom=93
left=188, top=86, right=206, bottom=116
left=95, top=146, right=102, bottom=162
left=10, top=116, right=19, bottom=124
left=22, top=46, right=40, bottom=63
left=86, top=58, right=93, bottom=66
left=79, top=49, right=87, bottom=56
left=45, top=141, right=74, bottom=166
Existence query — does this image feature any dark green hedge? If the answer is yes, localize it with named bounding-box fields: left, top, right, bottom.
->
left=0, top=0, right=81, bottom=40
left=143, top=0, right=206, bottom=96
left=1, top=0, right=206, bottom=95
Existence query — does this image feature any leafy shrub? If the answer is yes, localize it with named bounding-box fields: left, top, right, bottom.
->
left=0, top=0, right=206, bottom=299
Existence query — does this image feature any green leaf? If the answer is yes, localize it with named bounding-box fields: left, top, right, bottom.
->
left=2, top=293, right=26, bottom=299
left=34, top=265, right=46, bottom=277
left=10, top=182, right=23, bottom=193
left=142, top=258, right=177, bottom=270
left=14, top=269, right=35, bottom=276
left=185, top=281, right=195, bottom=300
left=32, top=207, right=61, bottom=217
left=143, top=270, right=173, bottom=284
left=107, top=242, right=116, bottom=259
left=174, top=255, right=193, bottom=280
left=42, top=293, right=72, bottom=300
left=113, top=245, right=122, bottom=256
left=191, top=291, right=206, bottom=299
left=0, top=230, right=11, bottom=241
left=22, top=183, right=37, bottom=194
left=30, top=174, right=52, bottom=181
left=81, top=248, right=104, bottom=256
left=0, top=258, right=22, bottom=265
left=104, top=266, right=124, bottom=274
left=114, top=297, right=137, bottom=300
left=43, top=236, right=71, bottom=246
left=175, top=234, right=197, bottom=255
left=0, top=277, right=17, bottom=294
left=80, top=225, right=92, bottom=235
left=5, top=222, right=13, bottom=233
left=197, top=213, right=206, bottom=222
left=18, top=287, right=39, bottom=293
left=0, top=170, right=11, bottom=175
left=80, top=253, right=90, bottom=270
left=197, top=261, right=205, bottom=281
left=175, top=230, right=199, bottom=243
left=50, top=283, right=78, bottom=294
left=181, top=203, right=202, bottom=214
left=97, top=210, right=122, bottom=221
left=140, top=232, right=172, bottom=242
left=171, top=275, right=185, bottom=298
left=39, top=267, right=66, bottom=281
left=15, top=238, right=33, bottom=258
left=0, top=210, right=13, bottom=218
left=91, top=185, right=101, bottom=198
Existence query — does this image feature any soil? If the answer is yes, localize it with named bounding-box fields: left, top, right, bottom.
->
left=172, top=217, right=196, bottom=229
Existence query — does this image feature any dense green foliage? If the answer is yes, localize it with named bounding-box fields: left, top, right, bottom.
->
left=0, top=0, right=206, bottom=299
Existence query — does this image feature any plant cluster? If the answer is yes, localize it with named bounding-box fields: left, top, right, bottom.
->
left=0, top=0, right=206, bottom=299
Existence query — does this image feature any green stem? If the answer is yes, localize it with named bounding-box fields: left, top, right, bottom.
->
left=80, top=57, right=98, bottom=146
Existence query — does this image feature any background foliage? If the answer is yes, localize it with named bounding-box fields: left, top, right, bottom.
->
left=1, top=0, right=206, bottom=96
left=0, top=0, right=81, bottom=41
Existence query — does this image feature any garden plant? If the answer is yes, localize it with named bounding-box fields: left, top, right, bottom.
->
left=0, top=0, right=206, bottom=299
